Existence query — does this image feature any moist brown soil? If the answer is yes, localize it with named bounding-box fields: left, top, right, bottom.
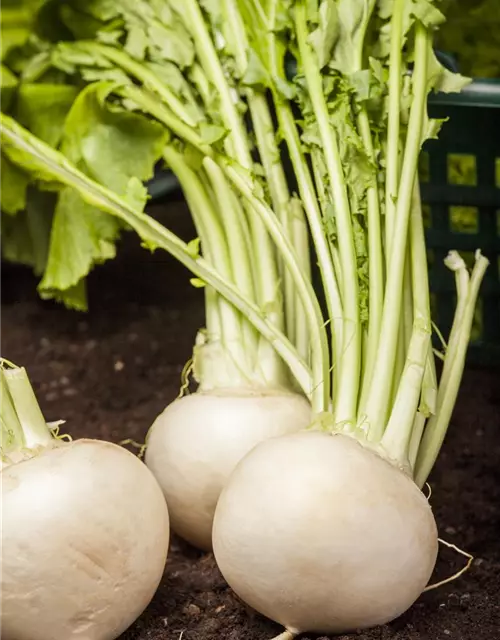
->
left=2, top=199, right=500, bottom=640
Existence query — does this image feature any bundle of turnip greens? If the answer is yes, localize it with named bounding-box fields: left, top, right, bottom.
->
left=1, top=0, right=489, bottom=522
left=1, top=0, right=489, bottom=470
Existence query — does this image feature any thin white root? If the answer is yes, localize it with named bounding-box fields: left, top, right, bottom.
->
left=177, top=357, right=194, bottom=399
left=424, top=482, right=432, bottom=501
left=424, top=537, right=474, bottom=592
left=269, top=630, right=297, bottom=640
left=119, top=439, right=147, bottom=460
left=48, top=420, right=72, bottom=442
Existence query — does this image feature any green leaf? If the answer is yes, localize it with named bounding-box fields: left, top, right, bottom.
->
left=421, top=116, right=447, bottom=145
left=16, top=84, right=79, bottom=147
left=144, top=61, right=204, bottom=123
left=190, top=277, right=206, bottom=288
left=409, top=0, right=445, bottom=29
left=308, top=0, right=339, bottom=69
left=376, top=0, right=393, bottom=20
left=26, top=189, right=55, bottom=273
left=1, top=187, right=54, bottom=274
left=62, top=83, right=169, bottom=194
left=34, top=82, right=168, bottom=307
left=71, top=0, right=120, bottom=23
left=0, top=0, right=46, bottom=60
left=51, top=42, right=113, bottom=75
left=426, top=45, right=471, bottom=94
left=200, top=0, right=223, bottom=24
left=59, top=4, right=105, bottom=40
left=273, top=75, right=296, bottom=100
left=147, top=60, right=190, bottom=96
left=329, top=0, right=376, bottom=74
left=350, top=69, right=371, bottom=101
left=147, top=21, right=195, bottom=68
left=106, top=0, right=195, bottom=68
left=2, top=212, right=34, bottom=267
left=124, top=176, right=149, bottom=211
left=2, top=76, right=167, bottom=310
left=1, top=154, right=29, bottom=214
left=33, top=0, right=74, bottom=42
left=1, top=64, right=18, bottom=111
left=38, top=185, right=121, bottom=309
left=1, top=27, right=30, bottom=62
left=125, top=24, right=148, bottom=59
left=199, top=122, right=228, bottom=145
left=241, top=49, right=269, bottom=88
left=186, top=236, right=201, bottom=259
left=80, top=66, right=131, bottom=84
left=306, top=0, right=320, bottom=22
left=141, top=238, right=158, bottom=252
left=40, top=279, right=88, bottom=311
left=97, top=28, right=124, bottom=46
left=1, top=116, right=66, bottom=190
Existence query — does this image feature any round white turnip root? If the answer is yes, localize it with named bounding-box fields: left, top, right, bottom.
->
left=1, top=439, right=170, bottom=640
left=145, top=388, right=311, bottom=550
left=213, top=431, right=439, bottom=634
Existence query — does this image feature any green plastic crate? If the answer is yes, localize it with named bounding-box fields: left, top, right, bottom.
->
left=421, top=80, right=500, bottom=367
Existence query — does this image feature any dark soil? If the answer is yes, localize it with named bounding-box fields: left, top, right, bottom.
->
left=2, top=199, right=500, bottom=640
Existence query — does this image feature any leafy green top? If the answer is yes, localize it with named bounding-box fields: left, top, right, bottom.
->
left=0, top=0, right=488, bottom=481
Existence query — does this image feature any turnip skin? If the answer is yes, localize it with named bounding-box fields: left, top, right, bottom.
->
left=145, top=388, right=312, bottom=550
left=1, top=439, right=170, bottom=640
left=213, top=431, right=439, bottom=634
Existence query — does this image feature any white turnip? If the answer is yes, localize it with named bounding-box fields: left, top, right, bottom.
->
left=145, top=386, right=311, bottom=550
left=213, top=431, right=439, bottom=635
left=1, top=366, right=170, bottom=640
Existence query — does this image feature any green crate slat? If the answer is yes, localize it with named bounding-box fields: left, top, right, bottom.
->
left=422, top=82, right=500, bottom=364
left=420, top=185, right=500, bottom=207
left=427, top=278, right=500, bottom=296
left=425, top=229, right=500, bottom=252
left=477, top=142, right=500, bottom=346
left=428, top=79, right=500, bottom=109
